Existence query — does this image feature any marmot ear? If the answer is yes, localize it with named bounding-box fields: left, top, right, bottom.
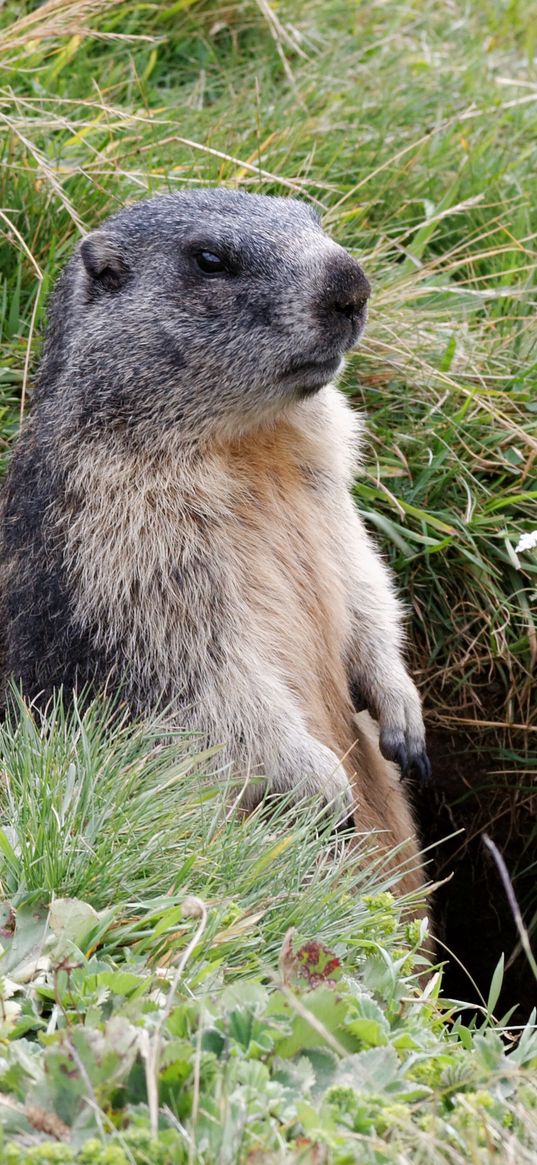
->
left=79, top=230, right=130, bottom=291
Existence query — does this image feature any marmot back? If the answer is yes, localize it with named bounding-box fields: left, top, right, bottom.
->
left=0, top=189, right=429, bottom=893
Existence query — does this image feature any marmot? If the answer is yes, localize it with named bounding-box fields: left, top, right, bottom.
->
left=0, top=190, right=430, bottom=891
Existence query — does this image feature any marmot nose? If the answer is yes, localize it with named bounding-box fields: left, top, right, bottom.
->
left=317, top=254, right=371, bottom=334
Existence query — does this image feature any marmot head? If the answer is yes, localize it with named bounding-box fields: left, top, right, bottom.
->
left=40, top=189, right=370, bottom=444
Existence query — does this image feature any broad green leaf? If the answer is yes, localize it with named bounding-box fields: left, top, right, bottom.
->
left=0, top=904, right=48, bottom=980
left=48, top=898, right=102, bottom=949
left=333, top=1047, right=401, bottom=1094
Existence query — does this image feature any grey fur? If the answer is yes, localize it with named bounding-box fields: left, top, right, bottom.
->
left=0, top=189, right=429, bottom=886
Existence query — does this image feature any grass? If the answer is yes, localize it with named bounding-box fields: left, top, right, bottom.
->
left=0, top=692, right=423, bottom=964
left=0, top=0, right=536, bottom=1158
left=0, top=694, right=535, bottom=1164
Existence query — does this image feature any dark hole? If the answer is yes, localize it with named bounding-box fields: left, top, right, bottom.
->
left=413, top=728, right=536, bottom=1023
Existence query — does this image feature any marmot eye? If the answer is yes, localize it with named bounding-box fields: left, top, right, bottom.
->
left=196, top=251, right=227, bottom=275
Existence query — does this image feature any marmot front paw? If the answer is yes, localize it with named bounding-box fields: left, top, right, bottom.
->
left=353, top=675, right=431, bottom=785
left=379, top=726, right=431, bottom=785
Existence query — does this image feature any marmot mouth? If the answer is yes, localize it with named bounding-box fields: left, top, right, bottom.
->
left=281, top=354, right=344, bottom=389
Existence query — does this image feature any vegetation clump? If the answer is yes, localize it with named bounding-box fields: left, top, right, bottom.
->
left=0, top=699, right=535, bottom=1163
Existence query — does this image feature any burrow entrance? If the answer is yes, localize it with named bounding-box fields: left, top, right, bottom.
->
left=414, top=728, right=536, bottom=1023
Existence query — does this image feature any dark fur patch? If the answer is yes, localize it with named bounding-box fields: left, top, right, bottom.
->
left=0, top=425, right=111, bottom=707
left=234, top=292, right=276, bottom=328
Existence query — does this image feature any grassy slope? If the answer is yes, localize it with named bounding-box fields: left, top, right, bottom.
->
left=0, top=0, right=536, bottom=1159
left=0, top=695, right=535, bottom=1164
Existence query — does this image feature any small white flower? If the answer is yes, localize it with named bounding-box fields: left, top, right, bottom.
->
left=515, top=531, right=537, bottom=554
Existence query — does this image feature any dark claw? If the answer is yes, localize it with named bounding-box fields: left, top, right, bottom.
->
left=411, top=750, right=432, bottom=786
left=380, top=729, right=432, bottom=787
left=393, top=743, right=410, bottom=773
left=400, top=747, right=432, bottom=787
